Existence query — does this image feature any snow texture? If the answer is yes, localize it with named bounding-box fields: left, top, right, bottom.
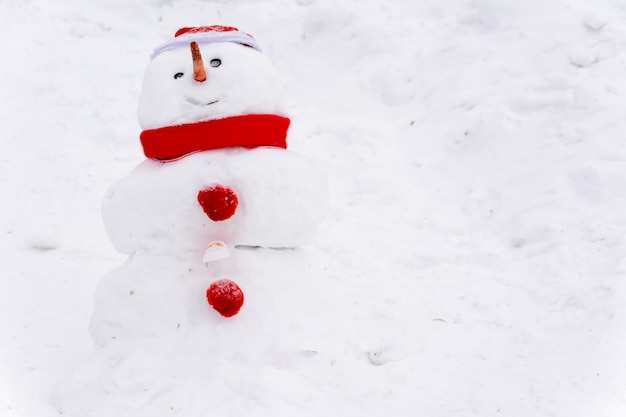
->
left=1, top=0, right=626, bottom=416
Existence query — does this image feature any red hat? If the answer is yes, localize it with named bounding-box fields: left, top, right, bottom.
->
left=150, top=25, right=262, bottom=60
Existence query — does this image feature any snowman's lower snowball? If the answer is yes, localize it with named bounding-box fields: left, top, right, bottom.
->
left=206, top=279, right=244, bottom=317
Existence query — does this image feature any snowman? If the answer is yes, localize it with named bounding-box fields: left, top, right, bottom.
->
left=99, top=25, right=328, bottom=321
left=55, top=26, right=340, bottom=417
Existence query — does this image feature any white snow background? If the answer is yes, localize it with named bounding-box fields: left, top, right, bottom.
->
left=2, top=0, right=626, bottom=415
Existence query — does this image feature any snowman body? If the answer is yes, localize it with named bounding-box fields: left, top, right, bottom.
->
left=103, top=147, right=327, bottom=258
left=95, top=141, right=329, bottom=345
left=55, top=28, right=342, bottom=417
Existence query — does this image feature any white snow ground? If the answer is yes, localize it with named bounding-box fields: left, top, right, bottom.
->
left=2, top=0, right=626, bottom=415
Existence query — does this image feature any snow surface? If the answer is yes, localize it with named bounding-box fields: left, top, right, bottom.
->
left=2, top=0, right=626, bottom=416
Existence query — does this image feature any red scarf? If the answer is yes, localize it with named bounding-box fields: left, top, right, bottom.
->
left=140, top=114, right=290, bottom=160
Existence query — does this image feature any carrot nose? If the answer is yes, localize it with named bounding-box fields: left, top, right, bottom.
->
left=191, top=42, right=206, bottom=82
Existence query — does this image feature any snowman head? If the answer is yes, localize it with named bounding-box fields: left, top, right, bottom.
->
left=138, top=26, right=286, bottom=130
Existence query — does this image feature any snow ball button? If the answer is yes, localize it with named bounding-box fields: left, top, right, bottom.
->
left=197, top=185, right=239, bottom=221
left=206, top=279, right=244, bottom=317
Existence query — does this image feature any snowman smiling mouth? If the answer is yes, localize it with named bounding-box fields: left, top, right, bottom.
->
left=186, top=97, right=219, bottom=106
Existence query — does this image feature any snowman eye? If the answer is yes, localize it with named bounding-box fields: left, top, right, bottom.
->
left=210, top=59, right=221, bottom=68
left=173, top=72, right=184, bottom=79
